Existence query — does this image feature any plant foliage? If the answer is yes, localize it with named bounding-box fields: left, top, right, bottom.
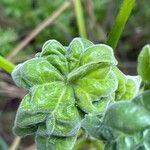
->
left=82, top=90, right=150, bottom=150
left=12, top=38, right=141, bottom=149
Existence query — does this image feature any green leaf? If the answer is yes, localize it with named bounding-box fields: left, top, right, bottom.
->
left=12, top=38, right=140, bottom=149
left=41, top=39, right=69, bottom=75
left=138, top=45, right=150, bottom=82
left=113, top=67, right=126, bottom=100
left=41, top=39, right=65, bottom=56
left=83, top=91, right=150, bottom=150
left=120, top=75, right=141, bottom=100
left=13, top=82, right=81, bottom=137
left=104, top=91, right=150, bottom=134
left=74, top=68, right=117, bottom=114
left=67, top=38, right=93, bottom=71
left=36, top=134, right=77, bottom=150
left=12, top=58, right=64, bottom=88
left=104, top=103, right=150, bottom=134
left=82, top=114, right=114, bottom=140
left=113, top=67, right=141, bottom=101
left=46, top=54, right=68, bottom=75
left=67, top=42, right=117, bottom=82
left=80, top=44, right=117, bottom=66
left=73, top=137, right=104, bottom=150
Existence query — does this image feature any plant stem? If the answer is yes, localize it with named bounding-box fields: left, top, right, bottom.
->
left=107, top=0, right=135, bottom=49
left=0, top=55, right=15, bottom=73
left=9, top=137, right=21, bottom=150
left=73, top=0, right=87, bottom=38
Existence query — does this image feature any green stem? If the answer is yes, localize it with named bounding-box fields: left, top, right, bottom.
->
left=107, top=0, right=135, bottom=49
left=0, top=56, right=15, bottom=73
left=73, top=0, right=87, bottom=38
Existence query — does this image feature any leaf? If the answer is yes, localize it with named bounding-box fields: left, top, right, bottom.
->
left=113, top=67, right=126, bottom=100
left=40, top=39, right=69, bottom=75
left=12, top=58, right=64, bottom=89
left=46, top=54, right=68, bottom=75
left=67, top=38, right=94, bottom=71
left=74, top=68, right=117, bottom=114
left=114, top=67, right=141, bottom=101
left=103, top=103, right=150, bottom=134
left=138, top=45, right=150, bottom=82
left=67, top=43, right=117, bottom=82
left=118, top=75, right=141, bottom=100
left=12, top=38, right=140, bottom=149
left=104, top=91, right=150, bottom=134
left=82, top=91, right=150, bottom=150
left=80, top=44, right=117, bottom=66
left=13, top=82, right=81, bottom=137
left=73, top=137, right=104, bottom=150
left=41, top=39, right=65, bottom=56
left=36, top=134, right=77, bottom=150
left=82, top=114, right=115, bottom=141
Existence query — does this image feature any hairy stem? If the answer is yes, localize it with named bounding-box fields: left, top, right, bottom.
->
left=0, top=56, right=15, bottom=73
left=73, top=0, right=87, bottom=38
left=107, top=0, right=135, bottom=49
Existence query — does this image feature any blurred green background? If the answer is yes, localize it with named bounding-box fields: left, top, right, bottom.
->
left=0, top=0, right=150, bottom=149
